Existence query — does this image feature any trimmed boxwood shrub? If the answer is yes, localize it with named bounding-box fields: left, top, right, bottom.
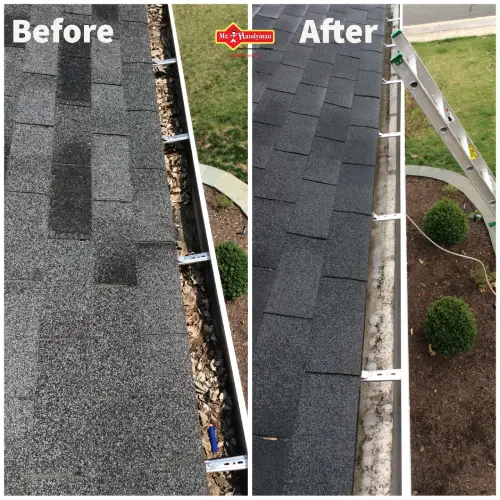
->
left=216, top=241, right=247, bottom=301
left=424, top=296, right=477, bottom=355
left=423, top=198, right=468, bottom=245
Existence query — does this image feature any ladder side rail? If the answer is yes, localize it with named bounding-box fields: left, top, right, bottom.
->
left=394, top=32, right=483, bottom=147
left=393, top=32, right=445, bottom=106
left=393, top=58, right=496, bottom=216
left=393, top=32, right=496, bottom=200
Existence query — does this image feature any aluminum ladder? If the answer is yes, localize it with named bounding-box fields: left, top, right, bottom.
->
left=390, top=29, right=496, bottom=223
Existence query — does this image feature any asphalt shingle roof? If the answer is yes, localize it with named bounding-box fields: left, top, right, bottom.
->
left=4, top=4, right=206, bottom=495
left=252, top=4, right=386, bottom=495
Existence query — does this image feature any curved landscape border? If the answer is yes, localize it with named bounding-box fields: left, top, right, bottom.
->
left=200, top=163, right=248, bottom=216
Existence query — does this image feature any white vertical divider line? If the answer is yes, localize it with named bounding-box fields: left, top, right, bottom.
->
left=398, top=4, right=412, bottom=497
left=247, top=3, right=253, bottom=495
left=167, top=5, right=249, bottom=450
left=497, top=13, right=500, bottom=499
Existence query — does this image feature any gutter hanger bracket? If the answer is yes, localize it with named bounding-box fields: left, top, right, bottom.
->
left=152, top=58, right=177, bottom=65
left=205, top=455, right=248, bottom=473
left=361, top=369, right=402, bottom=382
left=178, top=252, right=211, bottom=265
left=163, top=133, right=190, bottom=144
left=373, top=213, right=402, bottom=221
left=382, top=78, right=403, bottom=85
left=379, top=131, right=402, bottom=138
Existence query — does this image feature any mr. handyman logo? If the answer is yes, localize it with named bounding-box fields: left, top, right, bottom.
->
left=215, top=23, right=274, bottom=50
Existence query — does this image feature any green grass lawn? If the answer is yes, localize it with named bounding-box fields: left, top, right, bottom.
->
left=405, top=35, right=496, bottom=175
left=173, top=5, right=248, bottom=182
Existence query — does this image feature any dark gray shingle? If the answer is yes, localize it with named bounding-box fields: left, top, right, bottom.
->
left=253, top=437, right=291, bottom=495
left=265, top=233, right=326, bottom=318
left=53, top=104, right=92, bottom=165
left=289, top=83, right=327, bottom=117
left=274, top=112, right=318, bottom=155
left=306, top=277, right=367, bottom=374
left=253, top=71, right=272, bottom=103
left=127, top=110, right=165, bottom=169
left=343, top=126, right=379, bottom=165
left=49, top=163, right=92, bottom=239
left=57, top=57, right=91, bottom=106
left=252, top=266, right=276, bottom=338
left=131, top=169, right=176, bottom=243
left=330, top=54, right=359, bottom=80
left=267, top=63, right=303, bottom=93
left=300, top=59, right=333, bottom=87
left=288, top=180, right=337, bottom=238
left=253, top=89, right=294, bottom=127
left=257, top=4, right=285, bottom=19
left=333, top=163, right=376, bottom=214
left=92, top=38, right=123, bottom=84
left=15, top=73, right=56, bottom=126
left=92, top=84, right=128, bottom=135
left=323, top=211, right=373, bottom=279
left=282, top=42, right=313, bottom=68
left=6, top=124, right=53, bottom=194
left=316, top=103, right=352, bottom=141
left=354, top=69, right=383, bottom=98
left=273, top=13, right=302, bottom=33
left=253, top=314, right=313, bottom=436
left=123, top=63, right=158, bottom=111
left=351, top=95, right=381, bottom=128
left=325, top=76, right=356, bottom=108
left=256, top=149, right=308, bottom=202
left=283, top=374, right=361, bottom=495
left=303, top=154, right=342, bottom=185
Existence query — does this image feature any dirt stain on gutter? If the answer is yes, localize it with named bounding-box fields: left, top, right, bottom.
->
left=353, top=7, right=397, bottom=496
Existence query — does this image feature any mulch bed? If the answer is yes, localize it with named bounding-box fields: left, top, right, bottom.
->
left=204, top=185, right=248, bottom=401
left=406, top=176, right=496, bottom=495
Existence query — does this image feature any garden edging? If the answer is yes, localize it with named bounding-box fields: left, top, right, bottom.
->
left=406, top=164, right=496, bottom=252
left=200, top=163, right=248, bottom=216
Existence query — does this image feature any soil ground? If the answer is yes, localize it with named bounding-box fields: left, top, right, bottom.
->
left=204, top=185, right=248, bottom=401
left=406, top=176, right=495, bottom=495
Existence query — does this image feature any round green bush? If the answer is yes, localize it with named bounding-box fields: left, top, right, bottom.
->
left=423, top=198, right=468, bottom=245
left=216, top=241, right=248, bottom=301
left=424, top=296, right=477, bottom=355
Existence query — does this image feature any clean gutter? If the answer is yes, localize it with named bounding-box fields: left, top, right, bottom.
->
left=391, top=3, right=412, bottom=496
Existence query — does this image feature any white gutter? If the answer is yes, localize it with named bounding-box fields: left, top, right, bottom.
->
left=167, top=5, right=249, bottom=454
left=390, top=4, right=412, bottom=496
left=397, top=4, right=412, bottom=495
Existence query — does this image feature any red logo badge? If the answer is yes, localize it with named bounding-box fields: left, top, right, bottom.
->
left=215, top=23, right=275, bottom=50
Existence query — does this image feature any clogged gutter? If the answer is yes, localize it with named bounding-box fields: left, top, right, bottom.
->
left=147, top=5, right=240, bottom=495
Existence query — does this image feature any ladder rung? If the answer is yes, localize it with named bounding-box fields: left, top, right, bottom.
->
left=178, top=252, right=210, bottom=265
left=205, top=455, right=248, bottom=473
left=163, top=133, right=190, bottom=144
